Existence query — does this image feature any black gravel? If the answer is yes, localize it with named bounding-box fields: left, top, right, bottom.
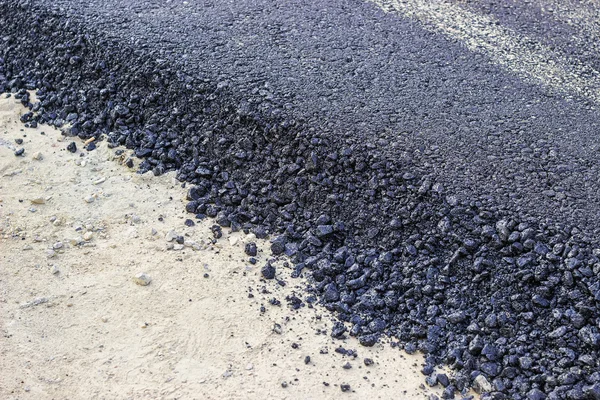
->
left=66, top=141, right=77, bottom=153
left=2, top=1, right=600, bottom=399
left=261, top=263, right=276, bottom=280
left=245, top=242, right=258, bottom=257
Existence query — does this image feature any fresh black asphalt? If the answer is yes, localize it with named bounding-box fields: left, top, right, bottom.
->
left=2, top=0, right=600, bottom=399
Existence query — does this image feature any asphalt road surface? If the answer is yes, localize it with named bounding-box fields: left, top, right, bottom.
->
left=18, top=0, right=600, bottom=237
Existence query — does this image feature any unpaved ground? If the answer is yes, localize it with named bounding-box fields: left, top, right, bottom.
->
left=0, top=94, right=446, bottom=399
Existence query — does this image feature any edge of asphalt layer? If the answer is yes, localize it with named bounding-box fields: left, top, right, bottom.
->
left=2, top=1, right=600, bottom=399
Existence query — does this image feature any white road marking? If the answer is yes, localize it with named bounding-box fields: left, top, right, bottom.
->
left=533, top=0, right=600, bottom=35
left=369, top=0, right=600, bottom=104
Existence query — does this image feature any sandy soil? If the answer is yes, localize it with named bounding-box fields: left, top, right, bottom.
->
left=0, top=93, right=447, bottom=399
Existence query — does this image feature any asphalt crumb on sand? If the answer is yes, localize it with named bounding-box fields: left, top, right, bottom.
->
left=0, top=95, right=443, bottom=399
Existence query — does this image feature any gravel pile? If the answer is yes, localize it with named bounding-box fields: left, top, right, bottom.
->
left=2, top=2, right=599, bottom=399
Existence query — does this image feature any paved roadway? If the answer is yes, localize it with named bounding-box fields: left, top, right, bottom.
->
left=21, top=0, right=600, bottom=236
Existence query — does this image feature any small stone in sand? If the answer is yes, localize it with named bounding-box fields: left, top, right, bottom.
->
left=20, top=297, right=49, bottom=309
left=133, top=273, right=152, bottom=286
left=31, top=197, right=45, bottom=204
left=14, top=148, right=25, bottom=156
left=83, top=232, right=93, bottom=241
left=84, top=195, right=95, bottom=203
left=50, top=265, right=60, bottom=275
left=473, top=374, right=492, bottom=393
left=32, top=152, right=43, bottom=160
left=165, top=230, right=178, bottom=242
left=261, top=264, right=276, bottom=279
left=67, top=142, right=77, bottom=153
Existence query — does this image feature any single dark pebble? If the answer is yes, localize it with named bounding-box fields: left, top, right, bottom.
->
left=331, top=323, right=347, bottom=339
left=66, top=142, right=77, bottom=153
left=86, top=142, right=97, bottom=151
left=248, top=257, right=257, bottom=265
left=436, top=373, right=450, bottom=388
left=363, top=358, right=374, bottom=366
left=261, top=263, right=276, bottom=279
left=340, top=384, right=351, bottom=392
left=405, top=343, right=417, bottom=354
left=269, top=297, right=281, bottom=306
left=304, top=356, right=311, bottom=364
left=270, top=239, right=285, bottom=256
left=184, top=219, right=195, bottom=227
left=442, top=384, right=456, bottom=399
left=425, top=375, right=438, bottom=387
left=358, top=333, right=378, bottom=347
left=421, top=364, right=434, bottom=375
left=426, top=375, right=438, bottom=387
left=211, top=225, right=222, bottom=239
left=342, top=362, right=352, bottom=369
left=15, top=138, right=23, bottom=144
left=281, top=382, right=288, bottom=388
left=245, top=242, right=257, bottom=256
left=14, top=148, right=24, bottom=156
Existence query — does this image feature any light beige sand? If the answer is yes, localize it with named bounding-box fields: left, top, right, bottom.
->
left=0, top=94, right=449, bottom=399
